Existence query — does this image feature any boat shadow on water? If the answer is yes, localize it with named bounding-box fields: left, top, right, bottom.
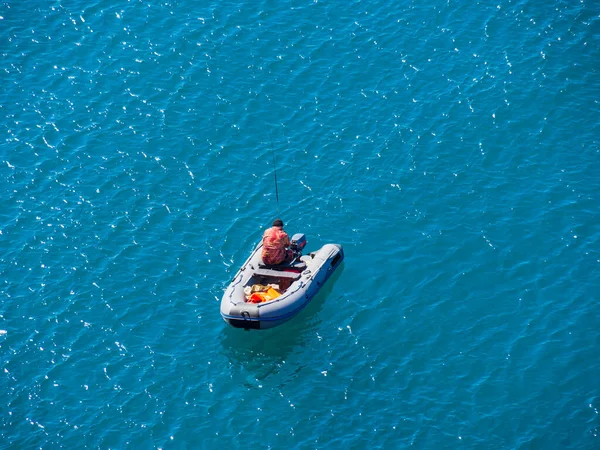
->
left=218, top=263, right=345, bottom=379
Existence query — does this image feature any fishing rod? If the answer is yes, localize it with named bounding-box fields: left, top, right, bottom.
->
left=268, top=132, right=280, bottom=216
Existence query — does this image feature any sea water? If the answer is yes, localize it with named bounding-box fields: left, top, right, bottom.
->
left=1, top=0, right=599, bottom=448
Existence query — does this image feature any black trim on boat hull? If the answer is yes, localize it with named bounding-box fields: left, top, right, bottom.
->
left=227, top=318, right=261, bottom=330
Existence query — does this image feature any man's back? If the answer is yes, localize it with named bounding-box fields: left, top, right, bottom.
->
left=262, top=226, right=290, bottom=265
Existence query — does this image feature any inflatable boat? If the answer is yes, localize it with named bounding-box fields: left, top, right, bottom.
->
left=220, top=233, right=343, bottom=329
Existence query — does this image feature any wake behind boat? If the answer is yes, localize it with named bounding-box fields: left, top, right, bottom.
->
left=220, top=233, right=343, bottom=330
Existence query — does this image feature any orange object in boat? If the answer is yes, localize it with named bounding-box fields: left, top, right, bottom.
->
left=265, top=287, right=281, bottom=300
left=248, top=288, right=281, bottom=303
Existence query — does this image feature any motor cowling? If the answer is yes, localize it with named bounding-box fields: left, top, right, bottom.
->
left=290, top=233, right=307, bottom=253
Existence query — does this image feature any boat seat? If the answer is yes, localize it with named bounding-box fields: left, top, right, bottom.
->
left=253, top=268, right=301, bottom=280
left=258, top=261, right=307, bottom=271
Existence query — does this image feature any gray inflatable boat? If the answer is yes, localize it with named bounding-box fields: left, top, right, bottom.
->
left=220, top=233, right=344, bottom=329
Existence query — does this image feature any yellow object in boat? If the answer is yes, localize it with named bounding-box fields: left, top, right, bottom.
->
left=264, top=287, right=281, bottom=301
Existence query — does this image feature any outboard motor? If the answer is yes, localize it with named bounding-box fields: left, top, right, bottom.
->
left=290, top=233, right=307, bottom=256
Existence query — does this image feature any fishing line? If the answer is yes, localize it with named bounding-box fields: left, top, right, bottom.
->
left=269, top=132, right=280, bottom=216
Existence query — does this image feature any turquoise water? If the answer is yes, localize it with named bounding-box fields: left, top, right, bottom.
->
left=1, top=0, right=599, bottom=448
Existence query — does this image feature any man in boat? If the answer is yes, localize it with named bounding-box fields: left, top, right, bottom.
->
left=262, top=218, right=294, bottom=265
